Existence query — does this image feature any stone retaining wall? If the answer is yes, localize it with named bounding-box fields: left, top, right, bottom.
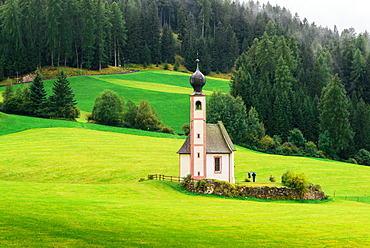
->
left=185, top=179, right=326, bottom=201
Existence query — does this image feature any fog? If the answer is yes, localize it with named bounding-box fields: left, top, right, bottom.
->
left=248, top=0, right=369, bottom=34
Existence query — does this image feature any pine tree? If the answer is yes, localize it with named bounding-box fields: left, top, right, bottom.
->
left=349, top=49, right=367, bottom=99
left=161, top=24, right=175, bottom=63
left=319, top=75, right=354, bottom=153
left=352, top=98, right=370, bottom=151
left=49, top=70, right=79, bottom=120
left=110, top=1, right=126, bottom=67
left=245, top=107, right=265, bottom=148
left=311, top=53, right=330, bottom=97
left=29, top=70, right=48, bottom=117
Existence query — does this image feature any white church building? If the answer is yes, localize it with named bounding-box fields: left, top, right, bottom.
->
left=177, top=60, right=236, bottom=183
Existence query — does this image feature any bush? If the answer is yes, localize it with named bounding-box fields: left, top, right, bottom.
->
left=180, top=174, right=193, bottom=189
left=354, top=149, right=370, bottom=166
left=161, top=126, right=174, bottom=134
left=163, top=63, right=169, bottom=70
left=281, top=170, right=309, bottom=198
left=182, top=123, right=190, bottom=135
left=269, top=175, right=276, bottom=182
left=174, top=60, right=179, bottom=71
left=305, top=141, right=318, bottom=157
left=258, top=135, right=274, bottom=151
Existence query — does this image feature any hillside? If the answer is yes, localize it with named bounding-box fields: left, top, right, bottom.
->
left=0, top=127, right=370, bottom=247
left=1, top=71, right=370, bottom=246
left=0, top=70, right=230, bottom=134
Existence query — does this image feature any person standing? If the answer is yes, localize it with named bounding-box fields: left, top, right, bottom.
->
left=252, top=172, right=256, bottom=182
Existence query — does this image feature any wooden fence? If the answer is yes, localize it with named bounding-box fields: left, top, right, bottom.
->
left=147, top=174, right=182, bottom=182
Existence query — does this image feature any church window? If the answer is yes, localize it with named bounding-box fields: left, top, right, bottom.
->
left=195, top=101, right=202, bottom=110
left=214, top=156, right=221, bottom=173
left=197, top=152, right=200, bottom=158
left=197, top=133, right=200, bottom=139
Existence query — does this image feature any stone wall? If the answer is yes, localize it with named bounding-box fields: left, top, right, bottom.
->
left=185, top=179, right=326, bottom=201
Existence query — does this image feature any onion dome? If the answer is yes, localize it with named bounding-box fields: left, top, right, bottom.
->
left=190, top=59, right=206, bottom=95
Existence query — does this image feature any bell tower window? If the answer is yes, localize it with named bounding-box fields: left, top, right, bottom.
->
left=195, top=101, right=202, bottom=110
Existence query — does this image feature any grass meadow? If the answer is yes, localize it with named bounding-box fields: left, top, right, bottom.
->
left=1, top=70, right=370, bottom=247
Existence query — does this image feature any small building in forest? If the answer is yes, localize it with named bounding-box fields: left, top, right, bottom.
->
left=177, top=60, right=236, bottom=183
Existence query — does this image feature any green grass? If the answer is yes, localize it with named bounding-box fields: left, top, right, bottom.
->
left=0, top=127, right=370, bottom=247
left=1, top=70, right=230, bottom=133
left=1, top=70, right=370, bottom=246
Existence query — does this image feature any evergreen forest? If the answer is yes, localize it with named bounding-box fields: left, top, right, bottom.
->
left=1, top=0, right=370, bottom=162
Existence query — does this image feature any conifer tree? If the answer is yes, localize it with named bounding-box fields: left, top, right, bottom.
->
left=49, top=70, right=79, bottom=120
left=352, top=98, right=370, bottom=151
left=29, top=70, right=48, bottom=117
left=161, top=24, right=175, bottom=63
left=110, top=1, right=126, bottom=67
left=245, top=107, right=265, bottom=148
left=319, top=75, right=354, bottom=153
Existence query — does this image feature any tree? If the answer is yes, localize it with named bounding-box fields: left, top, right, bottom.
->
left=245, top=107, right=265, bottom=148
left=319, top=75, right=354, bottom=153
left=110, top=1, right=126, bottom=67
left=122, top=99, right=138, bottom=128
left=352, top=98, right=370, bottom=151
left=134, top=100, right=164, bottom=131
left=207, top=91, right=247, bottom=144
left=161, top=24, right=175, bottom=63
left=288, top=128, right=306, bottom=148
left=49, top=70, right=79, bottom=120
left=28, top=70, right=48, bottom=117
left=91, top=89, right=124, bottom=126
left=311, top=54, right=330, bottom=97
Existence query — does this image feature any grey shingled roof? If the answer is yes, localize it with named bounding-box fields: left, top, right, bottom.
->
left=177, top=121, right=236, bottom=154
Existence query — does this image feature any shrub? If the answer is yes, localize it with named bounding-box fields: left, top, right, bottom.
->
left=163, top=63, right=169, bottom=70
left=258, top=135, right=274, bottom=151
left=354, top=149, right=370, bottom=166
left=305, top=141, right=318, bottom=157
left=180, top=174, right=193, bottom=189
left=281, top=170, right=294, bottom=185
left=269, top=175, right=276, bottom=182
left=281, top=170, right=309, bottom=198
left=174, top=60, right=179, bottom=71
left=161, top=126, right=174, bottom=134
left=182, top=123, right=190, bottom=136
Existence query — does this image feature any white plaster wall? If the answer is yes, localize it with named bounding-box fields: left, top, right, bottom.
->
left=179, top=154, right=190, bottom=178
left=206, top=154, right=230, bottom=182
left=193, top=146, right=205, bottom=177
left=193, top=120, right=205, bottom=144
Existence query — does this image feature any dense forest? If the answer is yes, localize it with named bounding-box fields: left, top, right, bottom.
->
left=1, top=0, right=370, bottom=163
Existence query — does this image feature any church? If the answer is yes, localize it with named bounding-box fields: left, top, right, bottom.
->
left=177, top=60, right=236, bottom=183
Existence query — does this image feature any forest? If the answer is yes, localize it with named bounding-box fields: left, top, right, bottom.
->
left=1, top=0, right=370, bottom=162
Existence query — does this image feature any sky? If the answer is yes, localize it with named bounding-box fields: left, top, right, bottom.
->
left=251, top=0, right=369, bottom=34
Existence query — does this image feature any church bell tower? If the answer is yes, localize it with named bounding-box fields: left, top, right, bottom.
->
left=189, top=59, right=207, bottom=180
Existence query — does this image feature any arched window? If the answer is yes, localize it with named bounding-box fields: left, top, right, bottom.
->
left=195, top=101, right=202, bottom=110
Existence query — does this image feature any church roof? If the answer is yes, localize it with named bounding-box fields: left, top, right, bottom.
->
left=177, top=121, right=236, bottom=154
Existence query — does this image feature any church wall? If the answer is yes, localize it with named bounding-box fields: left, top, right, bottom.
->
left=179, top=154, right=190, bottom=178
left=206, top=154, right=231, bottom=182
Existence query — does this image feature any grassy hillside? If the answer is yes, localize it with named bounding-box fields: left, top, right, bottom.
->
left=0, top=127, right=370, bottom=247
left=1, top=70, right=370, bottom=246
left=1, top=70, right=230, bottom=133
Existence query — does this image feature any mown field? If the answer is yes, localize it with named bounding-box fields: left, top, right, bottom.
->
left=1, top=70, right=370, bottom=247
left=1, top=70, right=230, bottom=133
